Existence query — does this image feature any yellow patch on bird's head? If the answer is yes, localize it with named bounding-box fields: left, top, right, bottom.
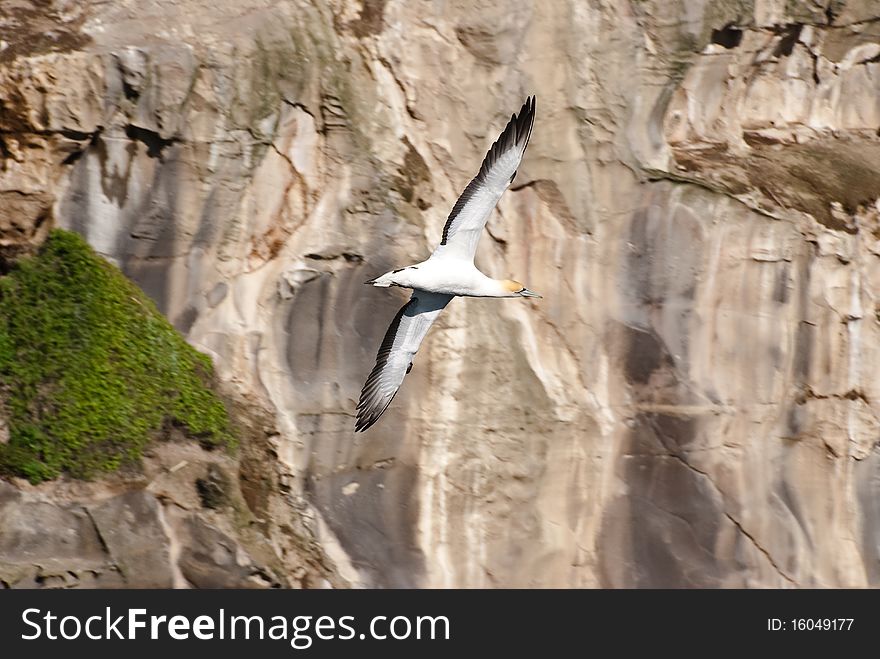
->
left=503, top=279, right=523, bottom=293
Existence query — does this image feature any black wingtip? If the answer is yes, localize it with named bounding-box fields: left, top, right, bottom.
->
left=354, top=299, right=415, bottom=432
left=354, top=404, right=372, bottom=432
left=514, top=95, right=536, bottom=149
left=439, top=95, right=536, bottom=247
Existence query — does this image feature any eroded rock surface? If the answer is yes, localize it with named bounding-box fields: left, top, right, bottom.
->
left=0, top=425, right=338, bottom=589
left=1, top=0, right=879, bottom=587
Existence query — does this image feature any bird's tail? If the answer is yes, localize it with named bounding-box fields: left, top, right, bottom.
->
left=364, top=272, right=394, bottom=287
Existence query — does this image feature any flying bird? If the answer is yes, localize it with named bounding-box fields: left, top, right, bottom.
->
left=356, top=96, right=539, bottom=432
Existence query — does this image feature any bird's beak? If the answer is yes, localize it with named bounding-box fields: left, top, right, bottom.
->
left=364, top=277, right=377, bottom=285
left=519, top=288, right=542, bottom=298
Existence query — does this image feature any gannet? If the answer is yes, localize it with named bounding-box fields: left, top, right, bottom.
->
left=356, top=96, right=539, bottom=432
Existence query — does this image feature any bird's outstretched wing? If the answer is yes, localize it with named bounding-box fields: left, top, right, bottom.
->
left=431, top=96, right=535, bottom=262
left=355, top=291, right=453, bottom=432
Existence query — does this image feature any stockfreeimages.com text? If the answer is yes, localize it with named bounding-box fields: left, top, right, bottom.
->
left=21, top=608, right=450, bottom=649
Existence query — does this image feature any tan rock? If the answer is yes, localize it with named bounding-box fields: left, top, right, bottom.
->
left=1, top=0, right=879, bottom=587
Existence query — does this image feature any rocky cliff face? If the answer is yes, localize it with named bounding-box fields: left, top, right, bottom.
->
left=1, top=0, right=879, bottom=587
left=0, top=398, right=340, bottom=588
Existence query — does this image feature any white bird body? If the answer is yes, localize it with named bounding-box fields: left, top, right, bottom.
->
left=356, top=96, right=539, bottom=432
left=367, top=258, right=523, bottom=298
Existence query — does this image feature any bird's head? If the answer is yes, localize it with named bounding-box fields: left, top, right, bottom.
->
left=503, top=279, right=542, bottom=298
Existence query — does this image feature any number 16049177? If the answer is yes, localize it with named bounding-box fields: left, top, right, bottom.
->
left=767, top=618, right=853, bottom=631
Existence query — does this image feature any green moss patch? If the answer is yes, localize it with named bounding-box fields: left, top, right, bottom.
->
left=0, top=229, right=234, bottom=483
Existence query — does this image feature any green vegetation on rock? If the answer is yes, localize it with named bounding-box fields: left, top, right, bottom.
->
left=0, top=229, right=234, bottom=483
